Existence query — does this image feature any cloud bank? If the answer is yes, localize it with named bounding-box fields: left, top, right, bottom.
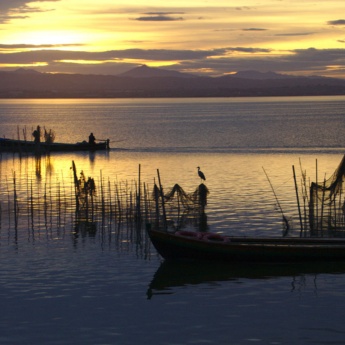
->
left=0, top=0, right=58, bottom=24
left=1, top=2, right=345, bottom=78
left=1, top=46, right=345, bottom=78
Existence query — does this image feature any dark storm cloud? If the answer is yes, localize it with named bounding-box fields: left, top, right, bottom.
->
left=230, top=47, right=271, bottom=53
left=143, top=12, right=185, bottom=16
left=0, top=47, right=270, bottom=65
left=0, top=0, right=58, bottom=11
left=0, top=48, right=211, bottom=65
left=176, top=47, right=345, bottom=77
left=0, top=0, right=33, bottom=11
left=1, top=46, right=345, bottom=78
left=0, top=0, right=58, bottom=23
left=291, top=47, right=345, bottom=64
left=235, top=7, right=252, bottom=11
left=134, top=11, right=185, bottom=21
left=134, top=15, right=184, bottom=21
left=327, top=19, right=345, bottom=25
left=275, top=32, right=315, bottom=36
left=38, top=60, right=135, bottom=75
left=242, top=28, right=267, bottom=31
left=0, top=0, right=60, bottom=15
left=0, top=14, right=29, bottom=23
left=0, top=43, right=83, bottom=49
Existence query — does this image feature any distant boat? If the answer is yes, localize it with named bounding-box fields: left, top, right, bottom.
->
left=147, top=228, right=345, bottom=263
left=0, top=138, right=110, bottom=153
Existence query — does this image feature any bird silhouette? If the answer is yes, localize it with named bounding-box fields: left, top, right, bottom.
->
left=197, top=166, right=206, bottom=181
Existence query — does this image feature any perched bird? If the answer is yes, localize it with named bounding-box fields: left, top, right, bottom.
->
left=197, top=166, right=206, bottom=181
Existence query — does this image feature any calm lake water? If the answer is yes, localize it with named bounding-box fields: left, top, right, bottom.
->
left=1, top=96, right=345, bottom=344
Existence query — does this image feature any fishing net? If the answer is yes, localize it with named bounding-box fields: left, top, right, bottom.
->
left=163, top=183, right=209, bottom=211
left=309, top=155, right=345, bottom=236
left=152, top=183, right=209, bottom=230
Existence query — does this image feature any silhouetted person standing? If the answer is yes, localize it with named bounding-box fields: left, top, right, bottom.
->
left=32, top=125, right=41, bottom=144
left=89, top=132, right=96, bottom=145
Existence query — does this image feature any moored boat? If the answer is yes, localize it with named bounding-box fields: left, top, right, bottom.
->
left=0, top=137, right=110, bottom=153
left=146, top=154, right=345, bottom=263
left=147, top=228, right=345, bottom=262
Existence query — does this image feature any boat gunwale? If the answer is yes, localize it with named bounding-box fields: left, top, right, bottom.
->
left=0, top=137, right=109, bottom=152
left=148, top=229, right=345, bottom=262
left=154, top=229, right=345, bottom=245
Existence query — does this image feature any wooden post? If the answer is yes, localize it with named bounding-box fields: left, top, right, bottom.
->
left=320, top=176, right=327, bottom=237
left=292, top=165, right=303, bottom=237
left=315, top=159, right=319, bottom=232
left=157, top=169, right=167, bottom=230
left=13, top=171, right=18, bottom=230
left=136, top=164, right=141, bottom=222
left=71, top=160, right=80, bottom=212
left=153, top=182, right=160, bottom=227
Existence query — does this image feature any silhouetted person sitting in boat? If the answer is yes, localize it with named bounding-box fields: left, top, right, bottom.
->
left=89, top=132, right=96, bottom=145
left=32, top=126, right=41, bottom=144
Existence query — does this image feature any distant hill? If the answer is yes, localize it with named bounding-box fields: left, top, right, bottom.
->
left=233, top=70, right=295, bottom=80
left=1, top=66, right=345, bottom=98
left=11, top=68, right=41, bottom=75
left=119, top=64, right=196, bottom=78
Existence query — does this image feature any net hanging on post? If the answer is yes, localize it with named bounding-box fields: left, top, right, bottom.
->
left=309, top=155, right=345, bottom=236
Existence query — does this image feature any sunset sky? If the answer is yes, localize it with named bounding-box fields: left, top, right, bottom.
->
left=1, top=0, right=345, bottom=77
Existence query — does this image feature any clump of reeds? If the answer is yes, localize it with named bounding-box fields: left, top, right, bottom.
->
left=0, top=160, right=208, bottom=243
left=44, top=129, right=56, bottom=144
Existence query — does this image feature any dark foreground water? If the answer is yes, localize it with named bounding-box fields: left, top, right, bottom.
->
left=1, top=96, right=345, bottom=344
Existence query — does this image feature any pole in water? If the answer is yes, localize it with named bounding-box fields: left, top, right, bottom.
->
left=262, top=167, right=290, bottom=236
left=157, top=169, right=167, bottom=231
left=292, top=165, right=304, bottom=237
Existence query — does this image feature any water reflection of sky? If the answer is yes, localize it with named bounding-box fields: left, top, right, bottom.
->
left=0, top=151, right=344, bottom=238
left=1, top=98, right=345, bottom=344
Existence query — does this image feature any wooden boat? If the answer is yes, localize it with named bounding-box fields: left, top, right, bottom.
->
left=148, top=228, right=345, bottom=262
left=0, top=138, right=110, bottom=153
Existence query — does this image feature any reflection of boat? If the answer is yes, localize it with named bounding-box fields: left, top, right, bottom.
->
left=148, top=228, right=345, bottom=262
left=0, top=138, right=110, bottom=153
left=147, top=260, right=345, bottom=298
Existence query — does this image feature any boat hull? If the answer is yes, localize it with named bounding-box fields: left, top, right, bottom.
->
left=148, top=229, right=345, bottom=262
left=0, top=138, right=109, bottom=153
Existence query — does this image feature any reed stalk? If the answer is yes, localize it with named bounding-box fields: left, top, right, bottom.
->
left=292, top=165, right=303, bottom=236
left=12, top=171, right=18, bottom=230
left=157, top=169, right=167, bottom=230
left=30, top=179, right=34, bottom=230
left=0, top=159, right=213, bottom=239
left=6, top=176, right=11, bottom=225
left=320, top=176, right=327, bottom=236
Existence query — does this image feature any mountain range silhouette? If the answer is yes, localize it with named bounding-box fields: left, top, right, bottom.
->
left=1, top=65, right=345, bottom=98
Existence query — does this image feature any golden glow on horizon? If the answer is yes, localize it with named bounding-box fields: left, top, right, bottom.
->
left=120, top=59, right=179, bottom=67
left=327, top=65, right=345, bottom=71
left=59, top=60, right=109, bottom=65
left=20, top=31, right=87, bottom=47
left=1, top=0, right=345, bottom=77
left=0, top=62, right=48, bottom=68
